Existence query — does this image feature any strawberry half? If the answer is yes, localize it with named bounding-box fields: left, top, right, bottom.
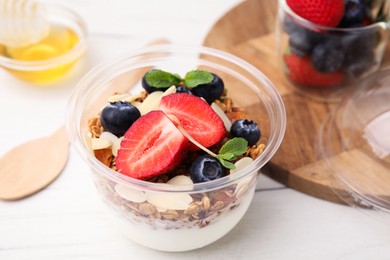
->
left=287, top=0, right=344, bottom=27
left=159, top=93, right=226, bottom=150
left=116, top=110, right=188, bottom=180
left=284, top=53, right=344, bottom=88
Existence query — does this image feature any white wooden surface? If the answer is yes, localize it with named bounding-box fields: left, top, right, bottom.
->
left=1, top=0, right=390, bottom=259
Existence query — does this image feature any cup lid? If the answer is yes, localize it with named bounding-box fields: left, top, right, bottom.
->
left=318, top=67, right=390, bottom=221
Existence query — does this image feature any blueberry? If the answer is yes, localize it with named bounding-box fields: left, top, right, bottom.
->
left=283, top=16, right=300, bottom=35
left=142, top=71, right=169, bottom=93
left=341, top=32, right=376, bottom=76
left=339, top=0, right=371, bottom=28
left=283, top=16, right=323, bottom=57
left=191, top=73, right=224, bottom=104
left=311, top=41, right=345, bottom=73
left=288, top=28, right=323, bottom=57
left=230, top=119, right=260, bottom=146
left=176, top=86, right=193, bottom=95
left=189, top=155, right=224, bottom=183
left=341, top=31, right=376, bottom=50
left=100, top=101, right=141, bottom=137
left=344, top=48, right=374, bottom=76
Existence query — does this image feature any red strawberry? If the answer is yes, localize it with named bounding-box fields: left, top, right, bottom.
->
left=284, top=53, right=344, bottom=88
left=116, top=110, right=188, bottom=180
left=287, top=0, right=345, bottom=27
left=159, top=93, right=226, bottom=150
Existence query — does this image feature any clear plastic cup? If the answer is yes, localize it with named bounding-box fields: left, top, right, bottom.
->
left=66, top=45, right=286, bottom=252
left=276, top=0, right=390, bottom=102
left=0, top=4, right=87, bottom=85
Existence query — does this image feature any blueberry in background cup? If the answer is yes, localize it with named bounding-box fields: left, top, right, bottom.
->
left=277, top=0, right=390, bottom=101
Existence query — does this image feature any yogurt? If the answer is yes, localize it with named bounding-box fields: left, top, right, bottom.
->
left=103, top=186, right=255, bottom=252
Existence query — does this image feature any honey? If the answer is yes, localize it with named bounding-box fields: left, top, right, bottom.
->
left=0, top=24, right=82, bottom=84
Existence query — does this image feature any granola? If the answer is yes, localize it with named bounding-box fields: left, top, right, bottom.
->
left=93, top=170, right=257, bottom=230
left=87, top=73, right=266, bottom=230
left=88, top=117, right=103, bottom=138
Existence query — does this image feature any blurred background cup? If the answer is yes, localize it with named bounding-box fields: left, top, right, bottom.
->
left=0, top=4, right=87, bottom=85
left=276, top=0, right=390, bottom=102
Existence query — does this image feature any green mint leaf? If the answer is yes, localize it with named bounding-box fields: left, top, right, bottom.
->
left=173, top=73, right=182, bottom=80
left=219, top=138, right=248, bottom=157
left=218, top=158, right=236, bottom=169
left=217, top=152, right=235, bottom=161
left=145, top=69, right=181, bottom=88
left=184, top=70, right=214, bottom=88
left=216, top=138, right=248, bottom=170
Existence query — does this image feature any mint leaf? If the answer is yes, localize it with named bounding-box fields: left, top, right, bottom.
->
left=217, top=152, right=235, bottom=161
left=218, top=158, right=236, bottom=169
left=145, top=69, right=181, bottom=88
left=184, top=70, right=214, bottom=88
left=214, top=138, right=248, bottom=170
left=219, top=138, right=248, bottom=157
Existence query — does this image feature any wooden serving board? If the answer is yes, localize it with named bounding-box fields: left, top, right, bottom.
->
left=203, top=0, right=390, bottom=204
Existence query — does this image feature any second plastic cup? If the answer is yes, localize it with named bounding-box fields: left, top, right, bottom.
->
left=276, top=0, right=390, bottom=102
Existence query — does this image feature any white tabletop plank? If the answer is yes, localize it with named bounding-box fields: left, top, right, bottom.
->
left=1, top=0, right=390, bottom=259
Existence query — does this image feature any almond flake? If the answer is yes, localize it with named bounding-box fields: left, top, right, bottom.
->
left=91, top=138, right=112, bottom=150
left=112, top=136, right=123, bottom=157
left=114, top=184, right=147, bottom=203
left=99, top=131, right=119, bottom=144
left=108, top=93, right=132, bottom=103
left=138, top=203, right=157, bottom=216
left=156, top=207, right=167, bottom=213
left=167, top=175, right=193, bottom=185
left=131, top=101, right=142, bottom=109
left=138, top=91, right=164, bottom=115
left=162, top=85, right=177, bottom=96
left=146, top=192, right=193, bottom=210
left=211, top=102, right=232, bottom=131
left=123, top=95, right=138, bottom=103
left=230, top=157, right=253, bottom=174
left=202, top=196, right=211, bottom=211
left=184, top=203, right=200, bottom=215
left=162, top=209, right=179, bottom=220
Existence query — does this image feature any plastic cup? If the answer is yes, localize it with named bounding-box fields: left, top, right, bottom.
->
left=276, top=0, right=390, bottom=102
left=66, top=45, right=286, bottom=252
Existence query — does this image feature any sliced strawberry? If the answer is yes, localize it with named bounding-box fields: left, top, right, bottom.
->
left=284, top=53, right=344, bottom=88
left=116, top=110, right=188, bottom=180
left=159, top=93, right=226, bottom=150
left=287, top=0, right=344, bottom=27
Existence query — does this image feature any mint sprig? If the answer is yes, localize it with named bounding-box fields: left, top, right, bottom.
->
left=216, top=138, right=248, bottom=169
left=145, top=69, right=182, bottom=88
left=184, top=70, right=214, bottom=88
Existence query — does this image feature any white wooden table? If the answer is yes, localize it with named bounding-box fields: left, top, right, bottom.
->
left=1, top=0, right=389, bottom=259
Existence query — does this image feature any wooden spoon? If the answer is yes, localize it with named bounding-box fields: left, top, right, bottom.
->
left=0, top=38, right=170, bottom=200
left=0, top=126, right=68, bottom=200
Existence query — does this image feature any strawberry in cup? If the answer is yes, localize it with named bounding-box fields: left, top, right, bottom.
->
left=277, top=0, right=390, bottom=101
